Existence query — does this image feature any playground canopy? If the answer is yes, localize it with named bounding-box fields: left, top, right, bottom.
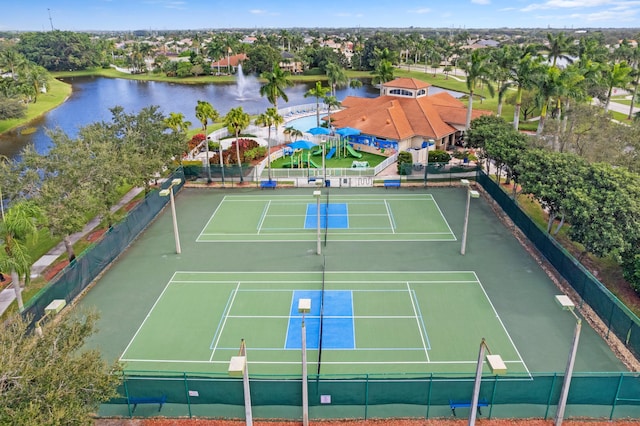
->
left=287, top=140, right=318, bottom=150
left=307, top=127, right=331, bottom=135
left=336, top=127, right=361, bottom=137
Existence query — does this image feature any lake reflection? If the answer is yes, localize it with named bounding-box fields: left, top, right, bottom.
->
left=0, top=76, right=379, bottom=159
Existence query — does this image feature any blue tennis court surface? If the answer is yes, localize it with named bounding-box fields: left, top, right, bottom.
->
left=304, top=203, right=349, bottom=229
left=286, top=290, right=354, bottom=349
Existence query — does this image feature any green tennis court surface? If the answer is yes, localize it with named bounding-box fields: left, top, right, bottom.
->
left=119, top=270, right=528, bottom=376
left=197, top=193, right=455, bottom=242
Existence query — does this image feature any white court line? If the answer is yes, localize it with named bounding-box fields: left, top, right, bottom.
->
left=407, top=282, right=430, bottom=362
left=256, top=200, right=271, bottom=234
left=209, top=282, right=241, bottom=362
left=384, top=199, right=396, bottom=233
left=119, top=272, right=178, bottom=361
left=472, top=271, right=531, bottom=378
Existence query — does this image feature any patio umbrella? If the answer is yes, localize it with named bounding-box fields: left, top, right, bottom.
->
left=336, top=127, right=361, bottom=137
left=307, top=127, right=331, bottom=136
left=287, top=140, right=318, bottom=150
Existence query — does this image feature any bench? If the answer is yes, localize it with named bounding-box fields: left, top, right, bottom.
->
left=449, top=399, right=489, bottom=416
left=260, top=180, right=277, bottom=189
left=128, top=394, right=167, bottom=413
left=384, top=179, right=401, bottom=189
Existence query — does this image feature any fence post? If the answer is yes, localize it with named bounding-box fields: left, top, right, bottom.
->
left=544, top=373, right=557, bottom=420
left=364, top=374, right=369, bottom=420
left=184, top=372, right=192, bottom=418
left=123, top=372, right=133, bottom=418
left=488, top=374, right=499, bottom=419
left=610, top=373, right=625, bottom=420
left=425, top=373, right=433, bottom=419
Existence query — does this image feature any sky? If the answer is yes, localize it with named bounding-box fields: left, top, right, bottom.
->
left=3, top=0, right=639, bottom=32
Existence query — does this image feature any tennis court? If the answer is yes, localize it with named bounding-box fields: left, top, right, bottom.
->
left=197, top=193, right=455, bottom=242
left=119, top=269, right=528, bottom=376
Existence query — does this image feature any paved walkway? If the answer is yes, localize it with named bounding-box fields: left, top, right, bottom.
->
left=0, top=187, right=144, bottom=316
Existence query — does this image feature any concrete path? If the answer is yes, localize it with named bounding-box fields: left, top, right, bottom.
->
left=0, top=187, right=144, bottom=316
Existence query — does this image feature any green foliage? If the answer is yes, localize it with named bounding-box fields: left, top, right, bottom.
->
left=397, top=151, right=413, bottom=175
left=0, top=96, right=26, bottom=119
left=622, top=251, right=640, bottom=293
left=428, top=149, right=451, bottom=163
left=0, top=311, right=122, bottom=424
left=17, top=31, right=101, bottom=71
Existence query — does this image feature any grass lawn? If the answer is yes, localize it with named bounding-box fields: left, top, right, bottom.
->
left=0, top=78, right=72, bottom=134
left=271, top=150, right=386, bottom=169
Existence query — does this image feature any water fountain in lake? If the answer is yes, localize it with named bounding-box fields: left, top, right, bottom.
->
left=235, top=64, right=260, bottom=101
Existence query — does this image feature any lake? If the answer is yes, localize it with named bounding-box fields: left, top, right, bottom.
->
left=0, top=76, right=379, bottom=159
left=0, top=76, right=462, bottom=159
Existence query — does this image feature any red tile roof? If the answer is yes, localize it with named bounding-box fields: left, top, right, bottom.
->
left=210, top=53, right=248, bottom=67
left=331, top=84, right=492, bottom=141
left=382, top=77, right=431, bottom=90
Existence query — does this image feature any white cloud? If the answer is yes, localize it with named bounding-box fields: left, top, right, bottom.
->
left=411, top=8, right=432, bottom=14
left=471, top=0, right=491, bottom=4
left=249, top=9, right=267, bottom=14
left=522, top=0, right=615, bottom=11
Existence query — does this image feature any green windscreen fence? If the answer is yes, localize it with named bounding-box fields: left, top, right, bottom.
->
left=21, top=169, right=186, bottom=329
left=477, top=171, right=640, bottom=359
left=106, top=371, right=640, bottom=419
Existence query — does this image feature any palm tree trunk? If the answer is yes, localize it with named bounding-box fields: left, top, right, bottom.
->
left=235, top=133, right=244, bottom=182
left=11, top=270, right=23, bottom=311
left=267, top=127, right=272, bottom=180
left=628, top=81, right=638, bottom=120
left=465, top=90, right=474, bottom=129
left=513, top=88, right=522, bottom=130
left=604, top=86, right=613, bottom=113
left=536, top=104, right=548, bottom=136
left=219, top=144, right=225, bottom=186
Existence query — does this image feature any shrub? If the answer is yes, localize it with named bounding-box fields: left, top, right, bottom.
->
left=0, top=96, right=26, bottom=120
left=397, top=151, right=413, bottom=175
left=428, top=149, right=451, bottom=163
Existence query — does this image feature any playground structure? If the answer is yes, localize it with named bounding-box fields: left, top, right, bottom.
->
left=311, top=137, right=363, bottom=160
left=282, top=149, right=320, bottom=168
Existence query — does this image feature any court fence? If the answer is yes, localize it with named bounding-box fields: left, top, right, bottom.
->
left=20, top=169, right=186, bottom=330
left=101, top=370, right=640, bottom=420
left=476, top=170, right=640, bottom=361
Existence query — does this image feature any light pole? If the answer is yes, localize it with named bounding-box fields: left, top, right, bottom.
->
left=298, top=298, right=311, bottom=426
left=554, top=295, right=582, bottom=426
left=469, top=338, right=506, bottom=426
left=314, top=190, right=321, bottom=255
left=460, top=179, right=480, bottom=255
left=229, top=339, right=253, bottom=426
left=159, top=178, right=182, bottom=254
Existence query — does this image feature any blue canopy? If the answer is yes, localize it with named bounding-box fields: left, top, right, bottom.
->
left=287, top=140, right=318, bottom=150
left=336, top=127, right=361, bottom=137
left=307, top=127, right=331, bottom=135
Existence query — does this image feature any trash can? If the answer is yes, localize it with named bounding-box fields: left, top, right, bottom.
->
left=325, top=179, right=330, bottom=187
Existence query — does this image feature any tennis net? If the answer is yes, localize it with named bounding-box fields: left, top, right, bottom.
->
left=317, top=255, right=326, bottom=375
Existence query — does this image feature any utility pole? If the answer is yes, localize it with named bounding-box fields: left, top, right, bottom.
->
left=48, top=9, right=54, bottom=31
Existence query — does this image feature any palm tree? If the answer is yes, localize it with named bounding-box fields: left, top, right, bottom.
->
left=164, top=112, right=192, bottom=134
left=627, top=46, right=640, bottom=120
left=24, top=65, right=49, bottom=103
left=283, top=126, right=303, bottom=142
left=535, top=66, right=562, bottom=136
left=0, top=48, right=27, bottom=79
left=461, top=50, right=495, bottom=129
left=371, top=60, right=395, bottom=94
left=195, top=100, right=220, bottom=183
left=325, top=62, right=348, bottom=97
left=255, top=107, right=283, bottom=180
left=511, top=52, right=544, bottom=130
left=0, top=200, right=44, bottom=311
left=323, top=95, right=342, bottom=131
left=545, top=32, right=575, bottom=67
left=304, top=81, right=331, bottom=128
left=223, top=107, right=250, bottom=182
left=490, top=46, right=518, bottom=117
left=601, top=60, right=633, bottom=113
left=259, top=63, right=293, bottom=109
